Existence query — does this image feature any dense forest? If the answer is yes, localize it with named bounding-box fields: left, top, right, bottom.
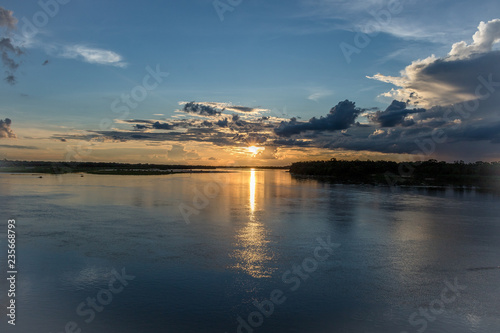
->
left=290, top=159, right=500, bottom=188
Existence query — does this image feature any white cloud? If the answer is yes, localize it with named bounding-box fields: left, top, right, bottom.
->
left=307, top=88, right=334, bottom=102
left=59, top=45, right=127, bottom=68
left=449, top=19, right=500, bottom=58
left=368, top=19, right=500, bottom=107
left=298, top=0, right=496, bottom=43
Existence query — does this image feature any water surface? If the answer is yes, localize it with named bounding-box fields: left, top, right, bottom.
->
left=0, top=170, right=499, bottom=332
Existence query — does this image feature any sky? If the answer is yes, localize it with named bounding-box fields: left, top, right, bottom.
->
left=1, top=0, right=500, bottom=165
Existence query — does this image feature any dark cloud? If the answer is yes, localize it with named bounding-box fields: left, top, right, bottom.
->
left=446, top=121, right=500, bottom=144
left=370, top=20, right=500, bottom=108
left=243, top=134, right=267, bottom=146
left=0, top=8, right=23, bottom=85
left=0, top=7, right=17, bottom=29
left=182, top=101, right=221, bottom=116
left=369, top=100, right=426, bottom=127
left=124, top=119, right=155, bottom=124
left=130, top=134, right=151, bottom=139
left=228, top=106, right=254, bottom=112
left=126, top=119, right=175, bottom=130
left=272, top=138, right=312, bottom=147
left=0, top=118, right=15, bottom=138
left=152, top=121, right=174, bottom=130
left=216, top=118, right=229, bottom=127
left=0, top=38, right=24, bottom=85
left=0, top=144, right=38, bottom=150
left=274, top=100, right=362, bottom=137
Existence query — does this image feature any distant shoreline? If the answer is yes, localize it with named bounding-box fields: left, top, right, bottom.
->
left=0, top=160, right=288, bottom=175
left=290, top=159, right=500, bottom=190
left=3, top=159, right=500, bottom=190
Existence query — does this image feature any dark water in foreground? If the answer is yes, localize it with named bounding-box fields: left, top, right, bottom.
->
left=0, top=170, right=499, bottom=332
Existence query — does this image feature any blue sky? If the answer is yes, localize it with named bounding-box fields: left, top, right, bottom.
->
left=1, top=0, right=500, bottom=164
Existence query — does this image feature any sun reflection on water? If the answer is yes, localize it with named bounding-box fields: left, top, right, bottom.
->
left=250, top=168, right=256, bottom=212
left=231, top=169, right=276, bottom=278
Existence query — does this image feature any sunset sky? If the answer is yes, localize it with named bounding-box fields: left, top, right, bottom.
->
left=1, top=0, right=500, bottom=165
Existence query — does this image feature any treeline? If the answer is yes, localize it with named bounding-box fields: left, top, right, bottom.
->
left=290, top=159, right=500, bottom=187
left=0, top=160, right=217, bottom=173
left=0, top=160, right=289, bottom=174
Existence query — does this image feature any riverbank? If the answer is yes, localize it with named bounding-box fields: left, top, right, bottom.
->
left=290, top=159, right=500, bottom=189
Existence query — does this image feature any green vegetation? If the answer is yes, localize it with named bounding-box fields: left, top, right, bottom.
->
left=290, top=159, right=500, bottom=188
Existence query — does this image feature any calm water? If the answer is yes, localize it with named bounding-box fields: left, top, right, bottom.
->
left=1, top=170, right=500, bottom=332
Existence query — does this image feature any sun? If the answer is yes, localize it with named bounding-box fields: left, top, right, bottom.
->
left=247, top=146, right=260, bottom=155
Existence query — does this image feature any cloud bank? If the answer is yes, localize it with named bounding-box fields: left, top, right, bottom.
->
left=368, top=19, right=500, bottom=107
left=52, top=19, right=500, bottom=162
left=274, top=100, right=362, bottom=137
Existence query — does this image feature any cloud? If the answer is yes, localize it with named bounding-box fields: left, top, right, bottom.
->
left=59, top=45, right=127, bottom=68
left=368, top=19, right=500, bottom=107
left=0, top=7, right=17, bottom=29
left=446, top=120, right=500, bottom=144
left=224, top=105, right=269, bottom=113
left=167, top=145, right=200, bottom=161
left=0, top=144, right=38, bottom=150
left=256, top=146, right=279, bottom=160
left=272, top=138, right=313, bottom=147
left=216, top=118, right=229, bottom=127
left=274, top=100, right=362, bottom=137
left=368, top=100, right=425, bottom=127
left=181, top=101, right=221, bottom=116
left=0, top=7, right=23, bottom=84
left=124, top=119, right=176, bottom=131
left=0, top=118, right=16, bottom=138
left=307, top=88, right=334, bottom=102
left=298, top=0, right=495, bottom=44
left=449, top=19, right=500, bottom=59
left=152, top=121, right=175, bottom=130
left=179, top=101, right=270, bottom=117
